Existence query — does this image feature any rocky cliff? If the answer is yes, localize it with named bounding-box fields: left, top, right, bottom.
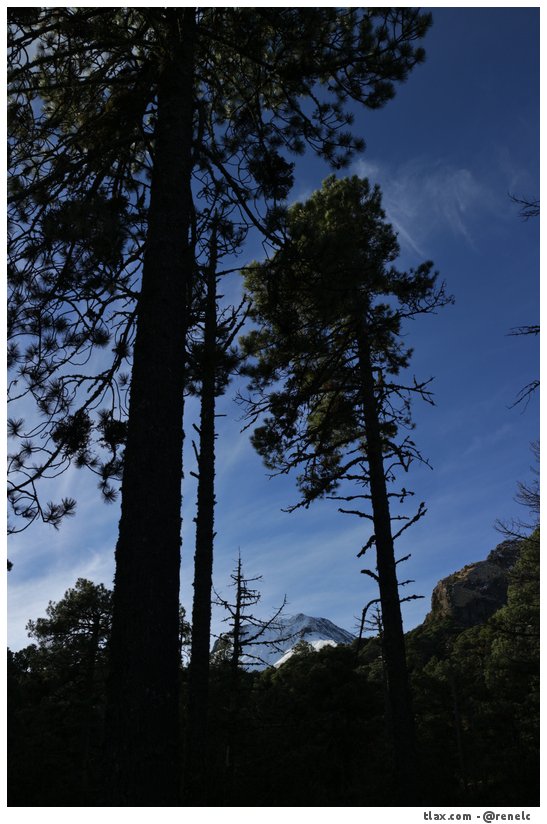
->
left=425, top=539, right=522, bottom=627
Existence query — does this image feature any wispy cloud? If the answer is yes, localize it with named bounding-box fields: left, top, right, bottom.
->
left=461, top=422, right=513, bottom=459
left=495, top=145, right=539, bottom=197
left=287, top=185, right=315, bottom=206
left=351, top=156, right=496, bottom=257
left=7, top=464, right=118, bottom=649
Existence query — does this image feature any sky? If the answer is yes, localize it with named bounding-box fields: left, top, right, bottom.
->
left=6, top=6, right=540, bottom=652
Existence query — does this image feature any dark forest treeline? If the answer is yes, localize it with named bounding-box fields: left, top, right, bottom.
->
left=7, top=529, right=539, bottom=806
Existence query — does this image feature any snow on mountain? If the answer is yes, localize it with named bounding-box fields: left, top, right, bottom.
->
left=238, top=612, right=355, bottom=670
left=273, top=638, right=338, bottom=668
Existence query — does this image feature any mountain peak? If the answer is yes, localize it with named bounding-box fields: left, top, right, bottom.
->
left=235, top=612, right=355, bottom=670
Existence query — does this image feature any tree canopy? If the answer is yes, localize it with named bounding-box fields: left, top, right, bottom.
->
left=7, top=7, right=432, bottom=531
left=242, top=175, right=451, bottom=509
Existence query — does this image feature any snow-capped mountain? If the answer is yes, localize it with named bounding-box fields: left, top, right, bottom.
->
left=236, top=612, right=355, bottom=670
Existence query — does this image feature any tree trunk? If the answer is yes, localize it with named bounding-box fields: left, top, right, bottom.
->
left=80, top=616, right=100, bottom=800
left=104, top=9, right=195, bottom=806
left=448, top=666, right=468, bottom=794
left=186, top=229, right=218, bottom=804
left=224, top=555, right=243, bottom=804
left=356, top=317, right=417, bottom=801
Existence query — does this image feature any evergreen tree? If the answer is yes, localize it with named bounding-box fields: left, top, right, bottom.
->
left=185, top=213, right=247, bottom=803
left=8, top=8, right=432, bottom=803
left=213, top=555, right=287, bottom=801
left=241, top=175, right=452, bottom=800
left=418, top=530, right=540, bottom=805
left=214, top=555, right=288, bottom=672
left=496, top=441, right=539, bottom=540
left=8, top=579, right=191, bottom=804
left=487, top=530, right=539, bottom=692
left=8, top=579, right=112, bottom=804
left=25, top=578, right=112, bottom=665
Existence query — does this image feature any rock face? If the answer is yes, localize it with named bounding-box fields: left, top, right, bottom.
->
left=426, top=539, right=522, bottom=628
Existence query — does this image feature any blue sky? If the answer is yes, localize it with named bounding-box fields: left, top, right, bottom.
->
left=7, top=7, right=540, bottom=650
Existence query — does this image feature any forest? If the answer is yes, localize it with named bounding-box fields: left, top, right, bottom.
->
left=7, top=7, right=539, bottom=809
left=7, top=527, right=540, bottom=807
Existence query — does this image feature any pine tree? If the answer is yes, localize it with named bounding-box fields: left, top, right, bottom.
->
left=241, top=175, right=452, bottom=800
left=213, top=555, right=288, bottom=801
left=10, top=579, right=112, bottom=803
left=185, top=213, right=247, bottom=803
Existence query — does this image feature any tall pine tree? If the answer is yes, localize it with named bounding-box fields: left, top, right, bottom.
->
left=241, top=175, right=452, bottom=800
left=184, top=211, right=247, bottom=803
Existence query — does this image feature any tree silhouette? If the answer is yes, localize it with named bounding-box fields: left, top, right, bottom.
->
left=507, top=193, right=539, bottom=407
left=12, top=579, right=112, bottom=802
left=241, top=175, right=452, bottom=800
left=185, top=213, right=248, bottom=803
left=213, top=554, right=288, bottom=801
left=509, top=193, right=539, bottom=221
